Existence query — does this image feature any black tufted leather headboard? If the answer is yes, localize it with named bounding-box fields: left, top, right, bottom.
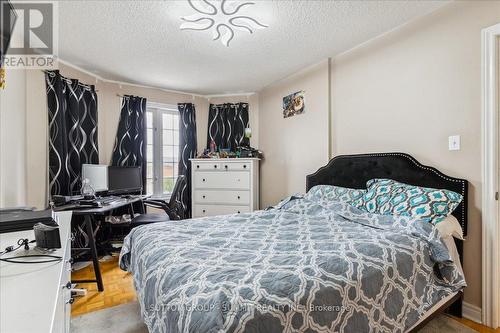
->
left=306, top=153, right=468, bottom=237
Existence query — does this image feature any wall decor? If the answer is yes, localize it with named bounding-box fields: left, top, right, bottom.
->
left=283, top=90, right=305, bottom=118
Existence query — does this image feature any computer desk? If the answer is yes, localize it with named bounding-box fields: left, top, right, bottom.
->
left=70, top=195, right=150, bottom=291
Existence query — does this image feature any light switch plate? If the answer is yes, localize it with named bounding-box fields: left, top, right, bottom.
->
left=448, top=135, right=460, bottom=151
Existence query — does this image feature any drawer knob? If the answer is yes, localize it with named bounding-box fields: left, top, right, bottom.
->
left=237, top=211, right=241, bottom=213
left=202, top=178, right=206, bottom=182
left=224, top=165, right=228, bottom=169
left=202, top=195, right=206, bottom=199
left=243, top=165, right=247, bottom=169
left=214, top=165, right=217, bottom=169
left=202, top=209, right=206, bottom=213
left=237, top=196, right=240, bottom=199
left=196, top=165, right=200, bottom=169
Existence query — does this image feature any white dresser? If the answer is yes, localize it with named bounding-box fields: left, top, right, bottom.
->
left=0, top=211, right=72, bottom=333
left=190, top=158, right=260, bottom=217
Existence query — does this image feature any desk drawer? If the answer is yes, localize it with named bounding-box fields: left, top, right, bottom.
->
left=193, top=205, right=249, bottom=217
left=194, top=172, right=250, bottom=189
left=194, top=190, right=250, bottom=205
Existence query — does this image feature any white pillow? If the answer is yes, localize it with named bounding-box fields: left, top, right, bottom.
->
left=441, top=235, right=465, bottom=277
left=435, top=215, right=464, bottom=240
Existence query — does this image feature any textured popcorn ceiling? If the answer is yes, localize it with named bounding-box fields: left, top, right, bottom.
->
left=58, top=0, right=449, bottom=95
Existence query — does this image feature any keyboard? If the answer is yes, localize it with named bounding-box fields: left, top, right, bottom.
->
left=96, top=196, right=121, bottom=205
left=120, top=194, right=142, bottom=200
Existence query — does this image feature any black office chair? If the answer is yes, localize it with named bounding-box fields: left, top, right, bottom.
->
left=130, top=175, right=187, bottom=228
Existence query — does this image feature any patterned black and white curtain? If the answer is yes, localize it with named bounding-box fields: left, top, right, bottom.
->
left=45, top=70, right=98, bottom=197
left=110, top=95, right=147, bottom=192
left=178, top=103, right=197, bottom=218
left=206, top=103, right=249, bottom=151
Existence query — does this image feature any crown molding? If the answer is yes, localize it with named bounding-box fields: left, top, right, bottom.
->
left=205, top=92, right=256, bottom=99
left=56, top=58, right=254, bottom=99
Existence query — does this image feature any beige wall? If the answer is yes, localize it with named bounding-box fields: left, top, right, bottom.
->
left=0, top=68, right=27, bottom=207
left=258, top=60, right=330, bottom=207
left=330, top=0, right=500, bottom=308
left=26, top=70, right=48, bottom=208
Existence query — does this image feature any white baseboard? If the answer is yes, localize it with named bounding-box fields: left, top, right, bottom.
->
left=462, top=302, right=482, bottom=324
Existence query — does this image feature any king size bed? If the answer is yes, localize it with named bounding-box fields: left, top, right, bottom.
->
left=120, top=153, right=468, bottom=333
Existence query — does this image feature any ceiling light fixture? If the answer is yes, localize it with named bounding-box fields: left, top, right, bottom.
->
left=180, top=0, right=268, bottom=47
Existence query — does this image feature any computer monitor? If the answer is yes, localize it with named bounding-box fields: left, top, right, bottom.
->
left=107, top=166, right=142, bottom=195
left=81, top=164, right=109, bottom=192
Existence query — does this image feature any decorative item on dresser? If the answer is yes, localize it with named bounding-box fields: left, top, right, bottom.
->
left=190, top=158, right=260, bottom=217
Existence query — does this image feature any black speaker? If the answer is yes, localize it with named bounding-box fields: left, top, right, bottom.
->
left=33, top=223, right=61, bottom=249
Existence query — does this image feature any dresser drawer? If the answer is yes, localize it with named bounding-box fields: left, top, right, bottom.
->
left=193, top=162, right=221, bottom=171
left=193, top=205, right=250, bottom=217
left=221, top=162, right=251, bottom=171
left=195, top=190, right=250, bottom=205
left=194, top=172, right=250, bottom=189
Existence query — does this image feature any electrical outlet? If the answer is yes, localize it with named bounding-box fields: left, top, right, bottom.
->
left=448, top=135, right=460, bottom=151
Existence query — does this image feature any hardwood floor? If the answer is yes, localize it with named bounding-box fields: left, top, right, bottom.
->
left=72, top=257, right=500, bottom=333
left=71, top=256, right=136, bottom=317
left=453, top=317, right=500, bottom=333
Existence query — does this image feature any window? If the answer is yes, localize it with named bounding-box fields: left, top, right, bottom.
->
left=145, top=103, right=179, bottom=196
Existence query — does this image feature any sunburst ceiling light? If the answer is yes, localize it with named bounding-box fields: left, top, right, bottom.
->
left=180, top=0, right=268, bottom=47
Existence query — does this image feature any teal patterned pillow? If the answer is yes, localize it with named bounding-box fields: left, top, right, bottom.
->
left=305, top=185, right=366, bottom=203
left=351, top=179, right=463, bottom=224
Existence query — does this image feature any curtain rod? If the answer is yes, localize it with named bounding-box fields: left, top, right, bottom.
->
left=116, top=94, right=196, bottom=103
left=117, top=94, right=137, bottom=98
left=116, top=94, right=149, bottom=100
left=43, top=70, right=99, bottom=92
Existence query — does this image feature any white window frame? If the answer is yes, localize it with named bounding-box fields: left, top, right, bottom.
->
left=146, top=102, right=179, bottom=197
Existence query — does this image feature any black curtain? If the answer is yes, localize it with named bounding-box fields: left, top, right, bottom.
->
left=45, top=70, right=99, bottom=197
left=206, top=102, right=249, bottom=151
left=178, top=103, right=197, bottom=218
left=110, top=95, right=147, bottom=192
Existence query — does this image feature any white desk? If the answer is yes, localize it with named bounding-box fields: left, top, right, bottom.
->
left=0, top=211, right=72, bottom=333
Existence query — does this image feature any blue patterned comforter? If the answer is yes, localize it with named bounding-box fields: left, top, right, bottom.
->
left=119, top=196, right=465, bottom=333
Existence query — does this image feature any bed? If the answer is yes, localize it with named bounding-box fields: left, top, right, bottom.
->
left=120, top=152, right=468, bottom=333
